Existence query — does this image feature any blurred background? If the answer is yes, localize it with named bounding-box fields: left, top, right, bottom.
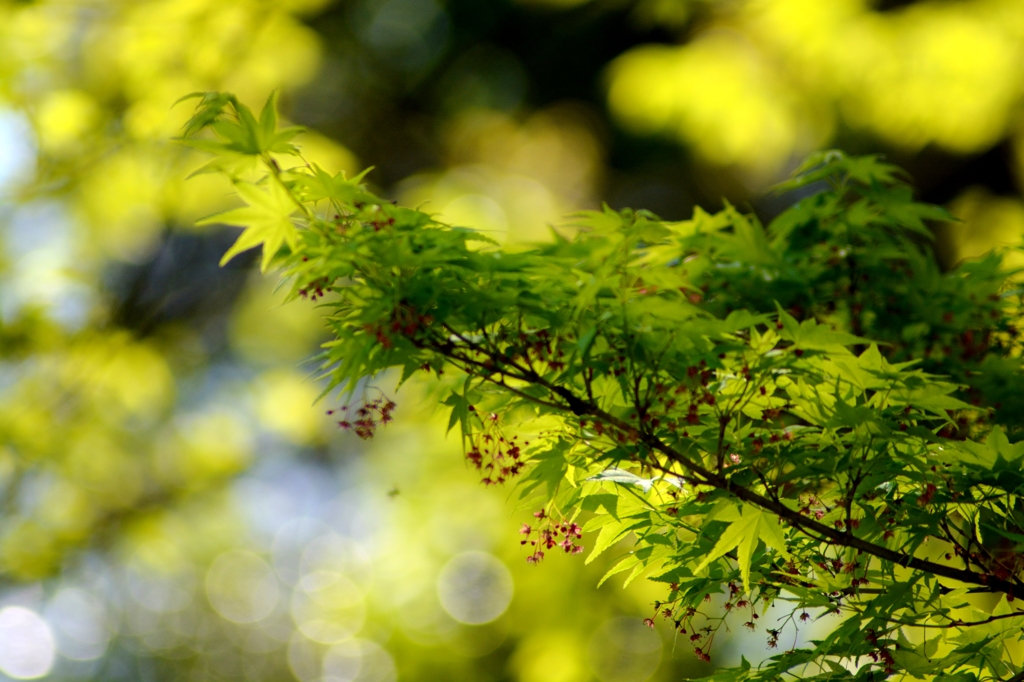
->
left=0, top=0, right=1023, bottom=680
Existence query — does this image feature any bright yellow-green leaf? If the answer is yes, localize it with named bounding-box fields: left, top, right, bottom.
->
left=198, top=180, right=300, bottom=271
left=757, top=511, right=789, bottom=558
left=597, top=554, right=638, bottom=587
left=694, top=505, right=789, bottom=593
left=585, top=518, right=628, bottom=565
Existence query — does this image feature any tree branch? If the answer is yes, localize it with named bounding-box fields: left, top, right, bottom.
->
left=518, top=363, right=1024, bottom=600
left=417, top=326, right=1024, bottom=600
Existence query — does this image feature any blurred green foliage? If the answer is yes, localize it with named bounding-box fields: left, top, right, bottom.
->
left=1, top=1, right=1024, bottom=681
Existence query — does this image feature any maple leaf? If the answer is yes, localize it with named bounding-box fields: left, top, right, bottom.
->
left=198, top=180, right=300, bottom=271
left=694, top=505, right=790, bottom=594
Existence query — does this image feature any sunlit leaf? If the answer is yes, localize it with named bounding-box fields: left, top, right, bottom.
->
left=198, top=180, right=299, bottom=271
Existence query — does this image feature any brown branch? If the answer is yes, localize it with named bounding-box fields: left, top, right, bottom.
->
left=518, top=366, right=1024, bottom=600
left=416, top=338, right=572, bottom=413
left=417, top=327, right=1024, bottom=600
left=917, top=611, right=1024, bottom=629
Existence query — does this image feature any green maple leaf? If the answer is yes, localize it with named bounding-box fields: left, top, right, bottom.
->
left=694, top=505, right=789, bottom=593
left=842, top=154, right=902, bottom=186
left=198, top=180, right=300, bottom=271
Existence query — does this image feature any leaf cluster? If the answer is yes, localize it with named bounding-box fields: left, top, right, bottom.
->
left=181, top=94, right=1024, bottom=682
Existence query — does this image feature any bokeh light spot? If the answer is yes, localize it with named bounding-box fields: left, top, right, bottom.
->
left=255, top=369, right=326, bottom=445
left=291, top=571, right=366, bottom=643
left=287, top=631, right=321, bottom=682
left=273, top=518, right=335, bottom=586
left=35, top=89, right=99, bottom=153
left=441, top=193, right=509, bottom=239
left=606, top=34, right=817, bottom=178
left=205, top=550, right=280, bottom=624
left=946, top=187, right=1024, bottom=268
left=0, top=110, right=36, bottom=194
left=45, top=588, right=111, bottom=661
left=126, top=560, right=195, bottom=613
left=436, top=551, right=513, bottom=625
left=322, top=639, right=397, bottom=682
left=300, top=533, right=374, bottom=594
left=0, top=606, right=56, bottom=679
